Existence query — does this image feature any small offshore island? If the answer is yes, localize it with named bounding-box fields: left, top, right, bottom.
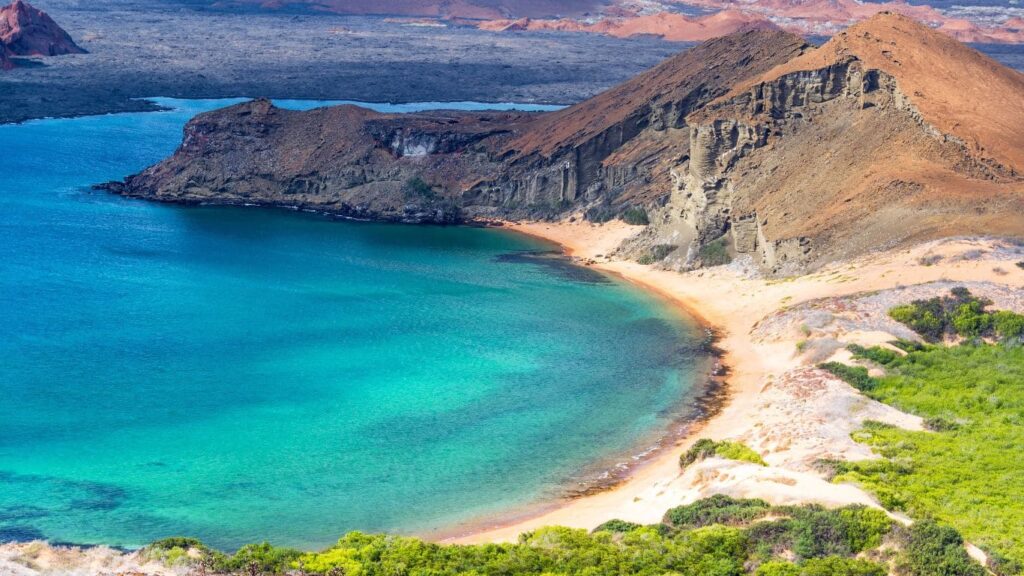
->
left=2, top=1, right=1024, bottom=575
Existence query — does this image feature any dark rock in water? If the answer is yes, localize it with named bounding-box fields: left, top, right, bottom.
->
left=0, top=0, right=86, bottom=58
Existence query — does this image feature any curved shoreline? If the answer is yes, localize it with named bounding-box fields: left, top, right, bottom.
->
left=432, top=220, right=736, bottom=543
left=420, top=220, right=728, bottom=542
left=5, top=212, right=1022, bottom=557
left=438, top=224, right=1024, bottom=545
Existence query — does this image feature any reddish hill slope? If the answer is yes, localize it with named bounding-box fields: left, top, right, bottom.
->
left=211, top=0, right=605, bottom=19
left=0, top=0, right=85, bottom=57
left=663, top=12, right=1024, bottom=271
left=480, top=10, right=778, bottom=42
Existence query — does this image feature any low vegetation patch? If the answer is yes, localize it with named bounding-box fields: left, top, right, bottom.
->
left=887, top=287, right=1024, bottom=343
left=403, top=176, right=436, bottom=198
left=637, top=243, right=678, bottom=265
left=698, top=236, right=732, bottom=266
left=149, top=495, right=993, bottom=575
left=825, top=339, right=1024, bottom=572
left=620, top=206, right=649, bottom=226
left=680, top=438, right=767, bottom=469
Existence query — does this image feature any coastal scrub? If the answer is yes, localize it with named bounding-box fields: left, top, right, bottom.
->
left=680, top=438, right=767, bottom=469
left=826, top=340, right=1024, bottom=573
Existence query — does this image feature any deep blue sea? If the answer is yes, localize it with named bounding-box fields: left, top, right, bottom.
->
left=0, top=98, right=707, bottom=551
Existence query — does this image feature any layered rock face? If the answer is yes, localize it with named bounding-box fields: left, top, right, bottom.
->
left=0, top=0, right=85, bottom=68
left=461, top=29, right=809, bottom=220
left=626, top=13, right=1024, bottom=274
left=110, top=29, right=810, bottom=224
left=107, top=100, right=533, bottom=223
left=111, top=13, right=1024, bottom=275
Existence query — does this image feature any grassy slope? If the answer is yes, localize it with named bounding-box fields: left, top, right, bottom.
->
left=836, top=343, right=1024, bottom=571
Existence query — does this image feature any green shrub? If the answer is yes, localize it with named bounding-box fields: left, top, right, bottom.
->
left=147, top=536, right=208, bottom=551
left=142, top=537, right=209, bottom=567
left=950, top=300, right=991, bottom=338
left=993, top=310, right=1024, bottom=341
left=885, top=288, right=1024, bottom=343
left=889, top=302, right=945, bottom=342
left=637, top=244, right=678, bottom=265
left=620, top=207, right=649, bottom=225
left=664, top=494, right=771, bottom=528
left=818, top=362, right=877, bottom=392
left=890, top=339, right=926, bottom=353
left=699, top=236, right=732, bottom=266
left=832, top=342, right=1024, bottom=569
left=782, top=504, right=891, bottom=560
left=651, top=244, right=678, bottom=260
left=680, top=439, right=766, bottom=469
left=847, top=344, right=900, bottom=366
left=404, top=176, right=435, bottom=198
left=141, top=500, right=908, bottom=576
left=211, top=542, right=303, bottom=574
left=901, top=520, right=986, bottom=576
left=593, top=519, right=642, bottom=533
left=798, top=557, right=886, bottom=576
left=755, top=561, right=801, bottom=576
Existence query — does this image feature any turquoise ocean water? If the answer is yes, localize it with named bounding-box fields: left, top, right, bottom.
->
left=0, top=99, right=707, bottom=550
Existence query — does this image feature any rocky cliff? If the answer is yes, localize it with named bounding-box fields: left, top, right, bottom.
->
left=109, top=13, right=1024, bottom=275
left=624, top=13, right=1024, bottom=274
left=0, top=0, right=85, bottom=68
left=108, top=28, right=809, bottom=224
left=106, top=101, right=534, bottom=223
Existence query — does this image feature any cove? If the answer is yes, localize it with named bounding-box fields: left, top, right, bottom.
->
left=0, top=99, right=708, bottom=550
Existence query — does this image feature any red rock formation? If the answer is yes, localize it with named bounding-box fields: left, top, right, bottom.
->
left=669, top=0, right=1024, bottom=43
left=480, top=9, right=777, bottom=41
left=479, top=0, right=1024, bottom=43
left=0, top=0, right=86, bottom=57
left=212, top=0, right=606, bottom=19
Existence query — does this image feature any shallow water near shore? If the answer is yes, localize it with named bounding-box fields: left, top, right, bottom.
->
left=0, top=98, right=706, bottom=550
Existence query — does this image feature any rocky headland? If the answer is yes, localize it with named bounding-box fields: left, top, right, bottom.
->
left=107, top=13, right=1024, bottom=276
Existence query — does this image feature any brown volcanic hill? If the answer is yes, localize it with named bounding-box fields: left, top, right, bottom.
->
left=110, top=15, right=1024, bottom=275
left=0, top=0, right=85, bottom=57
left=507, top=28, right=805, bottom=158
left=210, top=0, right=606, bottom=19
left=725, top=12, right=1024, bottom=172
left=0, top=47, right=12, bottom=70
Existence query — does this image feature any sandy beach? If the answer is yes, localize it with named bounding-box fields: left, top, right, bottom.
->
left=444, top=220, right=1024, bottom=544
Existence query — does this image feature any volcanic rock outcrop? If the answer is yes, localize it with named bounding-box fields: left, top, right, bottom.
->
left=109, top=13, right=1024, bottom=275
left=0, top=0, right=85, bottom=68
